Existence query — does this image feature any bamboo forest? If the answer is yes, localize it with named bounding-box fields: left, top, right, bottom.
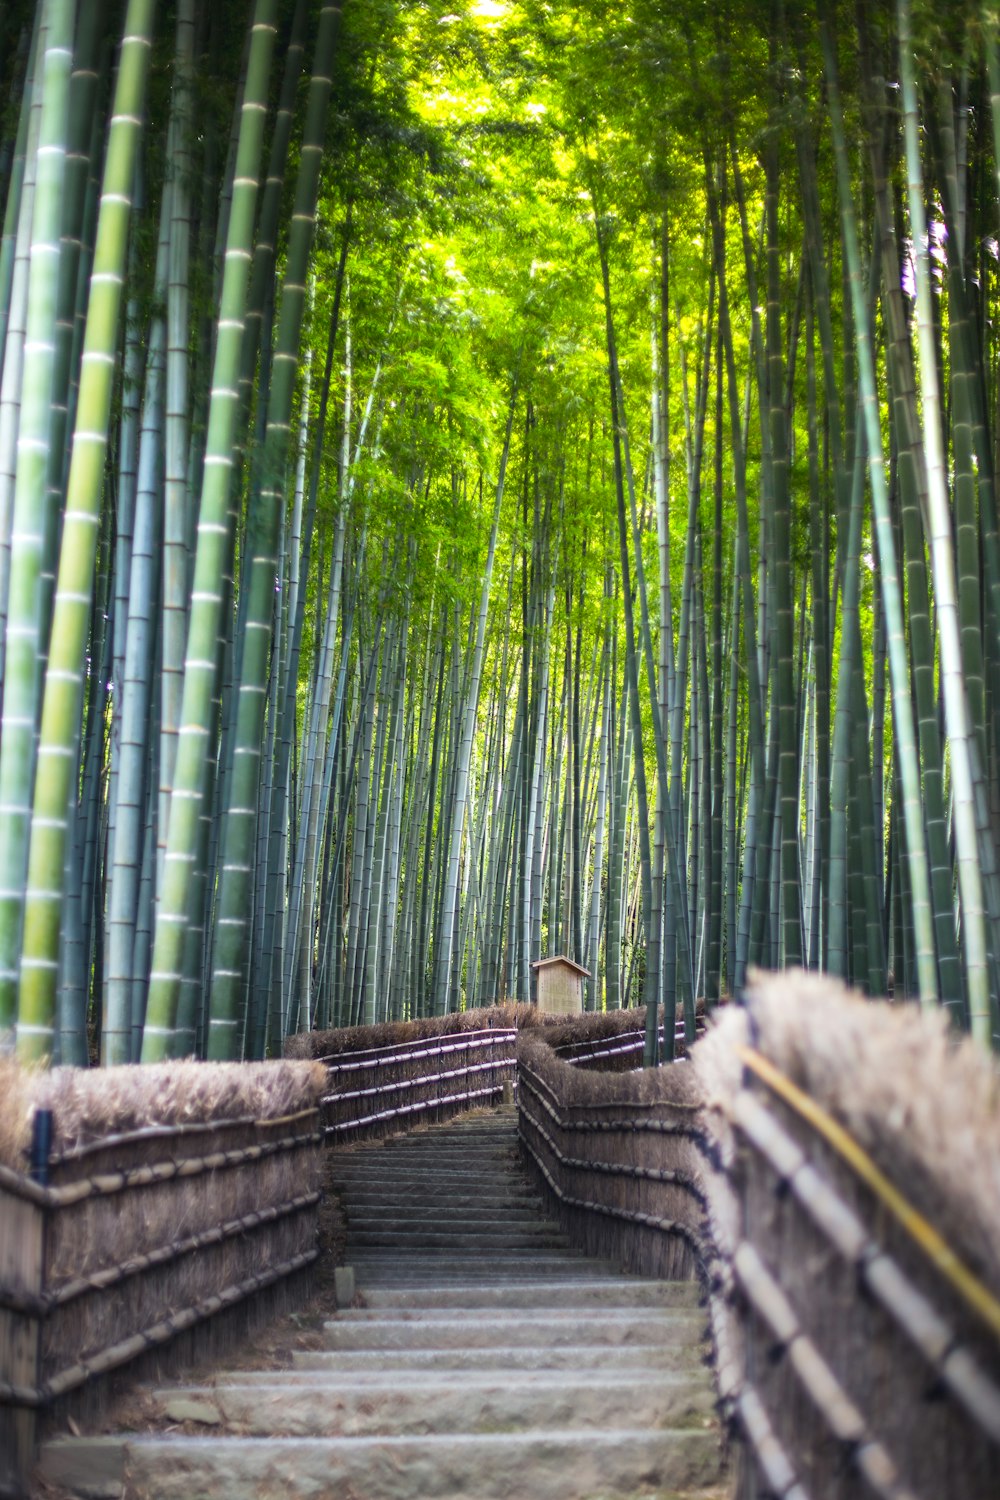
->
left=1, top=0, right=1000, bottom=1069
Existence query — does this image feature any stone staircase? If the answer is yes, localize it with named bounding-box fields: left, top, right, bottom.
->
left=37, top=1110, right=724, bottom=1499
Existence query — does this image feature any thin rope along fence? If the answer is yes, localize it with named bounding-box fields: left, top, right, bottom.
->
left=740, top=1047, right=1000, bottom=1346
left=1, top=1128, right=319, bottom=1209
left=0, top=1190, right=322, bottom=1320
left=316, top=1033, right=511, bottom=1069
left=518, top=1086, right=707, bottom=1249
left=0, top=1247, right=319, bottom=1409
left=519, top=1092, right=706, bottom=1194
left=1, top=1064, right=324, bottom=1498
left=519, top=1059, right=704, bottom=1134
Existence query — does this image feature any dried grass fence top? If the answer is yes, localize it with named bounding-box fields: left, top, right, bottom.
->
left=284, top=1006, right=534, bottom=1061
left=694, top=967, right=1000, bottom=1303
left=0, top=1057, right=326, bottom=1175
left=518, top=1026, right=704, bottom=1112
left=285, top=1003, right=658, bottom=1064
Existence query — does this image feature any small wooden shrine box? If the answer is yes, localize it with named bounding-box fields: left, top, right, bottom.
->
left=531, top=956, right=590, bottom=1015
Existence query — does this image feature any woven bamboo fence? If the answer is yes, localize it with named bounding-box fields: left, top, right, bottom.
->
left=553, top=1013, right=705, bottom=1072
left=697, top=971, right=1000, bottom=1500
left=284, top=1002, right=668, bottom=1063
left=0, top=1058, right=324, bottom=1497
left=293, top=1004, right=671, bottom=1145
left=519, top=972, right=1000, bottom=1500
left=318, top=1027, right=519, bottom=1142
left=517, top=1029, right=706, bottom=1281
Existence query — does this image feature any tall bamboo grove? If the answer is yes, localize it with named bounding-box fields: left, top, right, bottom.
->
left=0, top=0, right=997, bottom=1066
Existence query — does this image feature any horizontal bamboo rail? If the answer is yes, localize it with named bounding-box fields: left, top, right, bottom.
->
left=552, top=1019, right=703, bottom=1068
left=45, top=1106, right=318, bottom=1167
left=316, top=1030, right=512, bottom=1067
left=0, top=1246, right=319, bottom=1408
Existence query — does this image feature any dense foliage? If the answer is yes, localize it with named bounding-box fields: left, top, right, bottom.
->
left=1, top=0, right=999, bottom=1064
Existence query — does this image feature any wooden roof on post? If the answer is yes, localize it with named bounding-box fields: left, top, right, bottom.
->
left=530, top=955, right=591, bottom=979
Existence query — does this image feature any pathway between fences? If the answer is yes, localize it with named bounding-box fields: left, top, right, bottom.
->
left=13, top=974, right=1000, bottom=1498
left=37, top=1109, right=724, bottom=1499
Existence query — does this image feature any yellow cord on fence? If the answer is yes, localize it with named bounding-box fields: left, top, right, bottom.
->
left=739, top=1046, right=1000, bottom=1346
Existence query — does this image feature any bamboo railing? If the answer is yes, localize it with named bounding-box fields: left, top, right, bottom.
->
left=713, top=1048, right=1000, bottom=1500
left=0, top=1086, right=322, bottom=1497
left=552, top=1016, right=703, bottom=1071
left=319, top=1028, right=518, bottom=1141
left=517, top=1029, right=705, bottom=1282
left=312, top=1005, right=689, bottom=1143
left=518, top=979, right=1000, bottom=1500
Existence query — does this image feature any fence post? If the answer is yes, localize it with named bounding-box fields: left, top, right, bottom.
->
left=0, top=1113, right=50, bottom=1495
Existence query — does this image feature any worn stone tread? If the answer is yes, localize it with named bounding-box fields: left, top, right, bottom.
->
left=335, top=1304, right=705, bottom=1323
left=322, top=1311, right=704, bottom=1351
left=360, top=1280, right=701, bottom=1308
left=148, top=1372, right=715, bottom=1435
left=293, top=1342, right=706, bottom=1372
left=39, top=1429, right=723, bottom=1500
left=177, top=1367, right=714, bottom=1392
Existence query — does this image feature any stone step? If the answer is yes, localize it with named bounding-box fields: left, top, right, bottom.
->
left=295, top=1342, right=706, bottom=1374
left=351, top=1276, right=623, bottom=1291
left=183, top=1365, right=715, bottom=1393
left=322, top=1311, right=704, bottom=1351
left=338, top=1140, right=517, bottom=1154
left=350, top=1260, right=604, bottom=1277
left=337, top=1176, right=526, bottom=1185
left=149, top=1371, right=715, bottom=1436
left=335, top=1184, right=539, bottom=1201
left=346, top=1229, right=570, bottom=1249
left=341, top=1199, right=544, bottom=1216
left=343, top=1212, right=563, bottom=1231
left=380, top=1128, right=517, bottom=1138
left=39, top=1427, right=723, bottom=1500
left=342, top=1138, right=517, bottom=1146
left=341, top=1206, right=548, bottom=1218
left=359, top=1123, right=514, bottom=1134
left=335, top=1187, right=537, bottom=1203
left=343, top=1123, right=514, bottom=1134
left=350, top=1262, right=595, bottom=1278
left=351, top=1271, right=622, bottom=1288
left=351, top=1244, right=579, bottom=1257
left=349, top=1261, right=620, bottom=1283
left=338, top=1302, right=701, bottom=1325
left=335, top=1164, right=524, bottom=1176
left=359, top=1279, right=702, bottom=1309
left=335, top=1174, right=529, bottom=1187
left=335, top=1139, right=517, bottom=1151
left=334, top=1147, right=519, bottom=1159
